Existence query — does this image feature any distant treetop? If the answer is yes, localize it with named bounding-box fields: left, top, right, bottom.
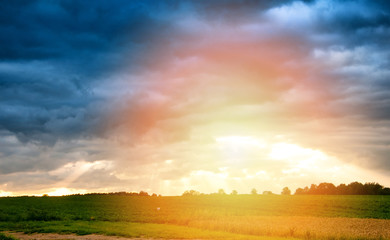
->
left=182, top=190, right=201, bottom=196
left=251, top=188, right=258, bottom=195
left=281, top=187, right=291, bottom=195
left=295, top=182, right=390, bottom=195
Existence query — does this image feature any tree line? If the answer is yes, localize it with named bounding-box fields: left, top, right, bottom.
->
left=41, top=181, right=389, bottom=197
left=182, top=182, right=390, bottom=196
left=295, top=182, right=390, bottom=195
left=182, top=188, right=280, bottom=196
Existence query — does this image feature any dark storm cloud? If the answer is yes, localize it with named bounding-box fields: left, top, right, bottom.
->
left=0, top=0, right=177, bottom=145
left=0, top=0, right=186, bottom=177
left=0, top=0, right=160, bottom=61
left=188, top=0, right=302, bottom=21
left=311, top=1, right=390, bottom=48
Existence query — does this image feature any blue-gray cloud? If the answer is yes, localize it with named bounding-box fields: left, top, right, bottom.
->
left=0, top=0, right=175, bottom=145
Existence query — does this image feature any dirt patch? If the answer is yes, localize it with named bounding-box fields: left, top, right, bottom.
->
left=2, top=232, right=198, bottom=240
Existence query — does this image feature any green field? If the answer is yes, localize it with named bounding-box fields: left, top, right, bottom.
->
left=1, top=195, right=390, bottom=239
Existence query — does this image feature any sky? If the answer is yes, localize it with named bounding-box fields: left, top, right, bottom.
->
left=1, top=0, right=390, bottom=196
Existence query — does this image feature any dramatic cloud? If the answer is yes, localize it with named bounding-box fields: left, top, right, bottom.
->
left=0, top=0, right=390, bottom=196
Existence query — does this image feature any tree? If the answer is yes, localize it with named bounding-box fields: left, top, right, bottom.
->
left=336, top=183, right=348, bottom=195
left=294, top=188, right=304, bottom=195
left=308, top=184, right=317, bottom=194
left=364, top=182, right=383, bottom=195
left=281, top=187, right=291, bottom=195
left=317, top=183, right=336, bottom=195
left=348, top=182, right=364, bottom=194
left=139, top=191, right=149, bottom=196
left=295, top=181, right=390, bottom=195
left=382, top=188, right=390, bottom=195
left=251, top=188, right=257, bottom=195
left=230, top=190, right=238, bottom=195
left=218, top=189, right=226, bottom=195
left=182, top=190, right=200, bottom=196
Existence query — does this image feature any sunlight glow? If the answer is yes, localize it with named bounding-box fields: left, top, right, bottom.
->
left=215, top=136, right=266, bottom=165
left=0, top=190, right=13, bottom=197
left=46, top=187, right=87, bottom=196
left=269, top=143, right=326, bottom=162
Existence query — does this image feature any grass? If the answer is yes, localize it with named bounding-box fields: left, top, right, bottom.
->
left=0, top=221, right=295, bottom=240
left=0, top=195, right=390, bottom=239
left=1, top=195, right=390, bottom=222
left=0, top=233, right=17, bottom=240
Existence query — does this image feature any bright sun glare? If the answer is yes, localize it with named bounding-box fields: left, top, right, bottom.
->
left=215, top=136, right=328, bottom=170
